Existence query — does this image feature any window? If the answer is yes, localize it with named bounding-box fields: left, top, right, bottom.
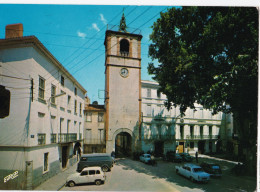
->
left=81, top=171, right=88, bottom=176
left=86, top=112, right=92, bottom=122
left=147, top=89, right=151, bottom=98
left=74, top=87, right=77, bottom=95
left=190, top=142, right=194, bottom=149
left=157, top=90, right=161, bottom=98
left=89, top=170, right=95, bottom=175
left=51, top=134, right=56, bottom=143
left=51, top=84, right=56, bottom=104
left=190, top=126, right=194, bottom=137
left=209, top=126, right=212, bottom=136
left=38, top=134, right=46, bottom=145
left=86, top=129, right=92, bottom=141
left=98, top=113, right=104, bottom=122
left=80, top=103, right=82, bottom=115
left=147, top=104, right=152, bottom=116
left=96, top=170, right=101, bottom=174
left=61, top=75, right=64, bottom=86
left=200, top=126, right=204, bottom=136
left=44, top=153, right=49, bottom=172
left=180, top=125, right=184, bottom=139
left=38, top=76, right=45, bottom=99
left=120, top=39, right=129, bottom=56
left=68, top=95, right=71, bottom=106
left=99, top=129, right=104, bottom=143
left=74, top=100, right=77, bottom=114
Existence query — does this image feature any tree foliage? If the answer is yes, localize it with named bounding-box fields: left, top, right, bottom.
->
left=148, top=7, right=258, bottom=171
left=149, top=7, right=258, bottom=116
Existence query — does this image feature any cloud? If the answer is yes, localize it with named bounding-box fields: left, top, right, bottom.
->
left=92, top=23, right=100, bottom=32
left=100, top=13, right=107, bottom=25
left=77, top=31, right=86, bottom=38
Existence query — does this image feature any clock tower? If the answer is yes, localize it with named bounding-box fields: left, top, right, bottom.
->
left=104, top=14, right=142, bottom=155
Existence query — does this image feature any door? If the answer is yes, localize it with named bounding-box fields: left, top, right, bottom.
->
left=62, top=146, right=68, bottom=168
left=179, top=142, right=184, bottom=153
left=88, top=170, right=96, bottom=183
left=154, top=141, right=164, bottom=157
left=78, top=171, right=89, bottom=184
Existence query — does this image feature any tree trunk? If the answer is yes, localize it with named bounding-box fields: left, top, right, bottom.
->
left=233, top=111, right=257, bottom=176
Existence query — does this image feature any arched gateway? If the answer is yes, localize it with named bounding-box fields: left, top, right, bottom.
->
left=113, top=128, right=133, bottom=157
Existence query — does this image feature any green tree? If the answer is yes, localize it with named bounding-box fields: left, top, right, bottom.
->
left=148, top=7, right=258, bottom=175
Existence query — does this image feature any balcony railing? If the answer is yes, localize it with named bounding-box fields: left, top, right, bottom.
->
left=58, top=133, right=77, bottom=143
left=143, top=134, right=175, bottom=140
left=185, top=135, right=218, bottom=140
left=84, top=139, right=106, bottom=145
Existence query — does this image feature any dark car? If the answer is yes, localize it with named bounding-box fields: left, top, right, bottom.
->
left=200, top=162, right=222, bottom=177
left=173, top=153, right=183, bottom=163
left=180, top=153, right=193, bottom=162
left=164, top=151, right=182, bottom=163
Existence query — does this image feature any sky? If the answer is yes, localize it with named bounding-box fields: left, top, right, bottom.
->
left=0, top=1, right=258, bottom=104
left=0, top=4, right=172, bottom=104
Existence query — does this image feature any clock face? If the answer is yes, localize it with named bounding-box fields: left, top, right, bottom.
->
left=120, top=68, right=129, bottom=78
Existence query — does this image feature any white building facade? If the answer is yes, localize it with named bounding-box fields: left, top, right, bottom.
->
left=141, top=80, right=223, bottom=156
left=0, top=24, right=86, bottom=190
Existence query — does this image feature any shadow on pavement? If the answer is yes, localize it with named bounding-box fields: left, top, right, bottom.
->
left=116, top=157, right=256, bottom=192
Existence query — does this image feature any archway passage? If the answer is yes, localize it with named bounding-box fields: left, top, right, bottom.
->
left=115, top=132, right=132, bottom=157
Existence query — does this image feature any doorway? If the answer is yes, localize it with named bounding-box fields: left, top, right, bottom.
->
left=154, top=141, right=164, bottom=157
left=62, top=146, right=68, bottom=168
left=198, top=141, right=206, bottom=154
left=115, top=132, right=131, bottom=157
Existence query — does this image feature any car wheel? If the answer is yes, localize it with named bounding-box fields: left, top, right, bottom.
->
left=102, top=165, right=109, bottom=172
left=68, top=181, right=75, bottom=187
left=190, top=177, right=195, bottom=183
left=95, top=180, right=102, bottom=185
left=176, top=169, right=179, bottom=174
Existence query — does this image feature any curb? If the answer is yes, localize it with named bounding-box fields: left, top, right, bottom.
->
left=57, top=183, right=66, bottom=191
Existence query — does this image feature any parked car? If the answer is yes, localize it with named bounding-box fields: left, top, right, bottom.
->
left=67, top=167, right=105, bottom=187
left=200, top=162, right=222, bottom=177
left=180, top=153, right=193, bottom=162
left=77, top=153, right=113, bottom=172
left=175, top=163, right=210, bottom=183
left=173, top=153, right=183, bottom=163
left=139, top=154, right=151, bottom=163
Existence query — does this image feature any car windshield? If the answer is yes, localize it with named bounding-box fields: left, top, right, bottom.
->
left=175, top=154, right=181, bottom=157
left=193, top=168, right=203, bottom=172
left=212, top=165, right=220, bottom=169
left=145, top=155, right=151, bottom=158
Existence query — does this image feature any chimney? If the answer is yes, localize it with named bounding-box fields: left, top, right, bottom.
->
left=5, top=23, right=23, bottom=39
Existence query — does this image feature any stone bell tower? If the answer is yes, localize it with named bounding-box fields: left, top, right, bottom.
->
left=104, top=13, right=142, bottom=156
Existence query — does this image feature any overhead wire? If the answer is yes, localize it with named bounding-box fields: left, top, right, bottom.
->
left=26, top=6, right=168, bottom=101
left=41, top=6, right=140, bottom=94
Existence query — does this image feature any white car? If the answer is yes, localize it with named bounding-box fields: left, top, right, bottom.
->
left=66, top=167, right=105, bottom=187
left=139, top=154, right=151, bottom=163
left=175, top=163, right=210, bottom=183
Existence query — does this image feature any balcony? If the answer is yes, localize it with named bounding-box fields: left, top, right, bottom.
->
left=185, top=135, right=218, bottom=140
left=84, top=139, right=106, bottom=145
left=143, top=134, right=175, bottom=141
left=58, top=133, right=78, bottom=143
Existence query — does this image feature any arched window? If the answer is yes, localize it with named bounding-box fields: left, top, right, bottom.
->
left=120, top=39, right=129, bottom=56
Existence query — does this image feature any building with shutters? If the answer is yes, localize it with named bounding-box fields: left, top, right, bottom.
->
left=83, top=101, right=106, bottom=154
left=0, top=24, right=86, bottom=190
left=141, top=80, right=223, bottom=156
